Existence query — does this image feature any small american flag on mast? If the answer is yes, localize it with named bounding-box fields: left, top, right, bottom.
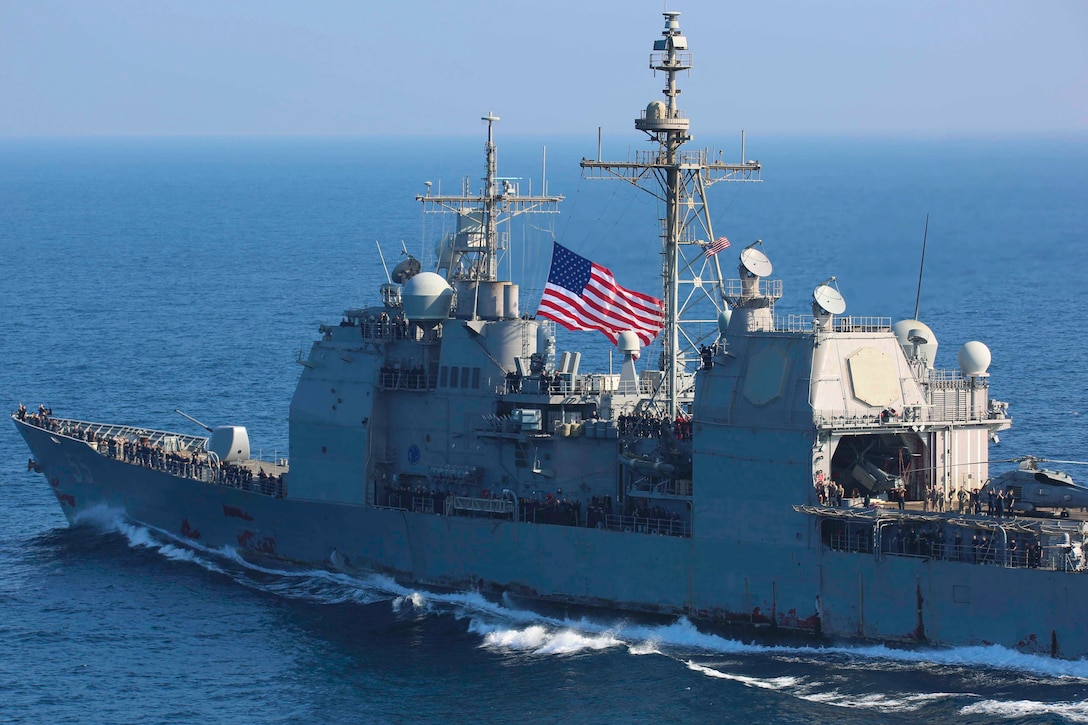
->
left=537, top=242, right=664, bottom=346
left=704, top=235, right=730, bottom=257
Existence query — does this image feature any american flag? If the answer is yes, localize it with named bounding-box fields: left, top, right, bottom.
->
left=537, top=242, right=664, bottom=346
left=704, top=235, right=730, bottom=257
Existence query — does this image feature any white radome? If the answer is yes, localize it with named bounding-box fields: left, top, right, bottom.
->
left=402, top=272, right=454, bottom=322
left=891, top=319, right=938, bottom=368
left=617, top=330, right=641, bottom=356
left=958, top=340, right=992, bottom=376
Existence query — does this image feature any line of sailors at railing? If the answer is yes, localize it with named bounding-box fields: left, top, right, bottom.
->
left=825, top=520, right=1085, bottom=570
left=818, top=481, right=1026, bottom=519
left=338, top=311, right=411, bottom=340
left=15, top=405, right=285, bottom=498
left=117, top=439, right=285, bottom=498
left=882, top=526, right=1046, bottom=568
left=16, top=405, right=55, bottom=427
left=378, top=364, right=429, bottom=389
left=617, top=413, right=693, bottom=441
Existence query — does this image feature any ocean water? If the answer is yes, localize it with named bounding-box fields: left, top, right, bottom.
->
left=1, top=134, right=1087, bottom=724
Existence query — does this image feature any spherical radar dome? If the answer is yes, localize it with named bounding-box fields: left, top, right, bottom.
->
left=958, top=341, right=992, bottom=376
left=645, top=100, right=667, bottom=121
left=891, top=319, right=938, bottom=368
left=617, top=330, right=641, bottom=356
left=402, top=272, right=454, bottom=323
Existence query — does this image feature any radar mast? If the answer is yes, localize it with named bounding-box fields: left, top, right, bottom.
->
left=417, top=114, right=563, bottom=287
left=581, top=11, right=761, bottom=417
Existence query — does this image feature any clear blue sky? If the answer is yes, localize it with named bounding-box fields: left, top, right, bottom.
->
left=1, top=0, right=1085, bottom=138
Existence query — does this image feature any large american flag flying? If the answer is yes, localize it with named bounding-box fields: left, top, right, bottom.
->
left=537, top=242, right=664, bottom=346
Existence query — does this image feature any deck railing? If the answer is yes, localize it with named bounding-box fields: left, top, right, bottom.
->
left=15, top=413, right=287, bottom=498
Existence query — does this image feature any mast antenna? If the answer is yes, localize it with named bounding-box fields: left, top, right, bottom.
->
left=580, top=10, right=761, bottom=418
left=913, top=213, right=929, bottom=320
left=375, top=241, right=392, bottom=284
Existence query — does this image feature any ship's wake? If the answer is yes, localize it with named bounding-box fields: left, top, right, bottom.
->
left=82, top=510, right=1088, bottom=722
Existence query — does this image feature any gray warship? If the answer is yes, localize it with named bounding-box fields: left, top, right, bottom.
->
left=13, top=10, right=1088, bottom=658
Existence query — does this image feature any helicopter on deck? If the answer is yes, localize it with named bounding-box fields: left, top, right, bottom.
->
left=989, top=456, right=1088, bottom=518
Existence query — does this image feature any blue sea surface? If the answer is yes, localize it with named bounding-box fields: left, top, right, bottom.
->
left=1, top=134, right=1087, bottom=724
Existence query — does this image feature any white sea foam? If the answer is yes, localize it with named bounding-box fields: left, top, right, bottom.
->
left=799, top=689, right=965, bottom=713
left=86, top=511, right=1088, bottom=686
left=461, top=607, right=1088, bottom=684
left=155, top=542, right=214, bottom=565
left=477, top=623, right=549, bottom=650
left=68, top=513, right=1088, bottom=718
left=217, top=557, right=398, bottom=606
left=115, top=519, right=160, bottom=549
left=470, top=621, right=624, bottom=655
left=800, top=642, right=1088, bottom=681
left=391, top=591, right=427, bottom=612
left=70, top=502, right=128, bottom=529
left=685, top=661, right=802, bottom=690
left=627, top=641, right=662, bottom=656
left=686, top=661, right=972, bottom=714
left=466, top=614, right=800, bottom=660
left=961, top=698, right=1088, bottom=723
left=111, top=518, right=231, bottom=572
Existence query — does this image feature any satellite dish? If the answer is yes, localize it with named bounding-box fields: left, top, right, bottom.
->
left=391, top=255, right=422, bottom=284
left=812, top=282, right=846, bottom=315
left=739, top=244, right=772, bottom=277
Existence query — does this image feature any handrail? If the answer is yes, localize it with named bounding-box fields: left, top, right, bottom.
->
left=16, top=414, right=208, bottom=450
left=15, top=412, right=287, bottom=498
left=604, top=512, right=689, bottom=538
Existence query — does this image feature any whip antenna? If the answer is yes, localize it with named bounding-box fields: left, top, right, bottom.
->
left=913, top=213, right=929, bottom=320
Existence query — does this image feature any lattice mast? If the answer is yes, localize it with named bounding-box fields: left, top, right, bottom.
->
left=417, top=114, right=563, bottom=284
left=581, top=11, right=761, bottom=418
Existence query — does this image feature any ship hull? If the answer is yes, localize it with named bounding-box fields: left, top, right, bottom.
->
left=18, top=418, right=1088, bottom=659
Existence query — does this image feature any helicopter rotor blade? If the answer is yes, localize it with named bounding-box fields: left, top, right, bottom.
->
left=994, top=455, right=1088, bottom=467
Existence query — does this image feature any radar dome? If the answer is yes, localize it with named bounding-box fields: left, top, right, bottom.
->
left=617, top=330, right=641, bottom=357
left=957, top=341, right=992, bottom=376
left=718, top=308, right=731, bottom=333
left=646, top=101, right=667, bottom=121
left=891, top=319, right=938, bottom=368
left=402, top=272, right=453, bottom=324
left=433, top=234, right=457, bottom=271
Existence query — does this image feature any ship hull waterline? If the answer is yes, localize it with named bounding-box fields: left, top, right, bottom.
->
left=17, top=418, right=1088, bottom=660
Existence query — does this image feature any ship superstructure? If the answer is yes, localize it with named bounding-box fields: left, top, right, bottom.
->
left=12, top=10, right=1088, bottom=659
